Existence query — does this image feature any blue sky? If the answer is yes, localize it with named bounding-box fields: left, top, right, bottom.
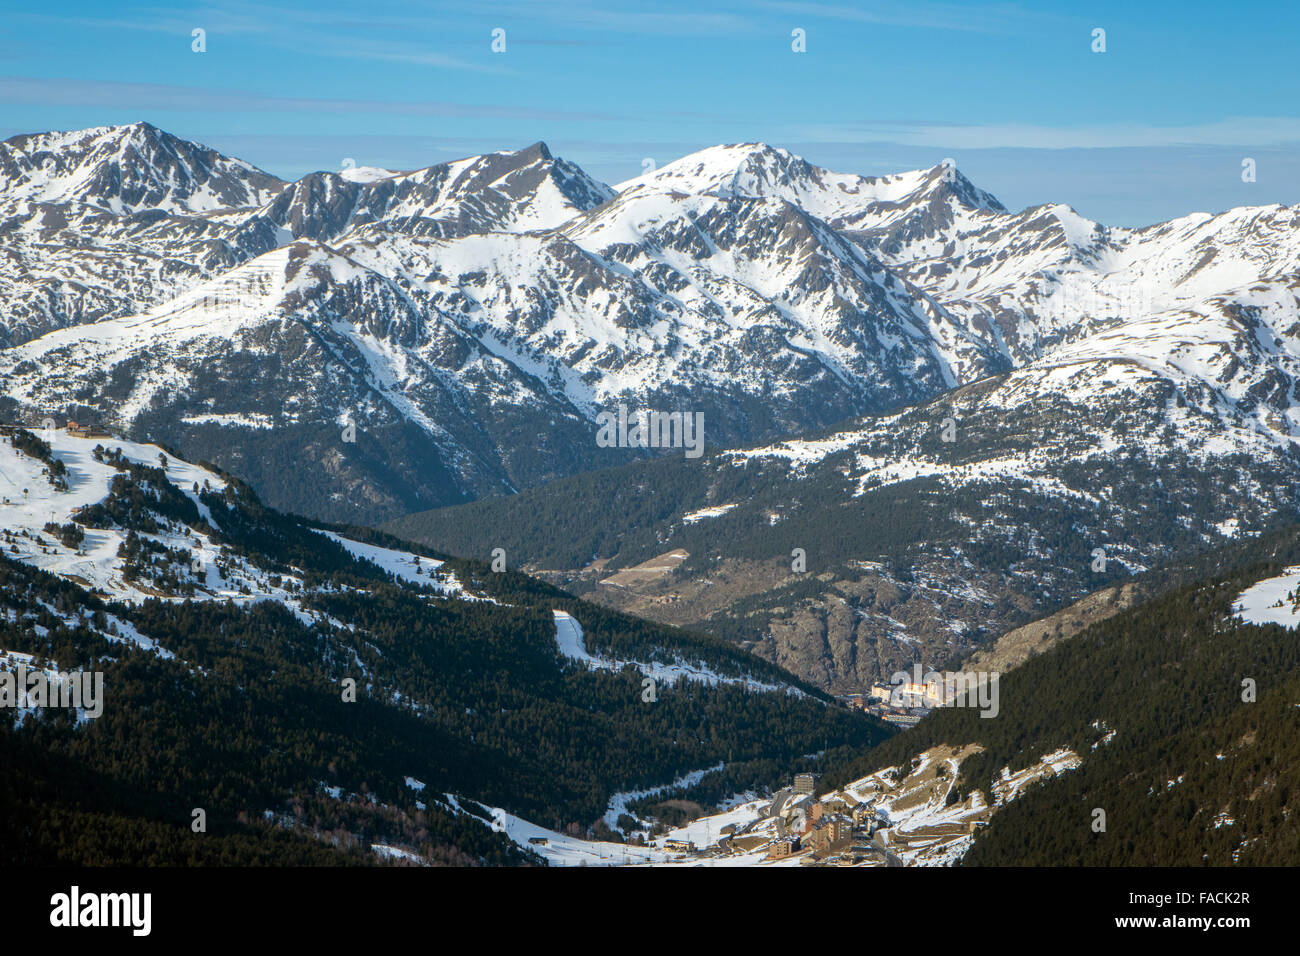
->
left=2, top=0, right=1298, bottom=225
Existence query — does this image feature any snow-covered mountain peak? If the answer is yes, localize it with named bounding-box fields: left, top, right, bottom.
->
left=7, top=122, right=1300, bottom=527
left=407, top=141, right=612, bottom=224
left=338, top=165, right=398, bottom=184
left=241, top=141, right=613, bottom=247
left=616, top=145, right=1006, bottom=236
left=0, top=122, right=285, bottom=216
left=618, top=142, right=838, bottom=202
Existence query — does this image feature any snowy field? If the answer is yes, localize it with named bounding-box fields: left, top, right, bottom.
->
left=479, top=789, right=801, bottom=867
left=1234, top=567, right=1300, bottom=629
left=0, top=427, right=494, bottom=663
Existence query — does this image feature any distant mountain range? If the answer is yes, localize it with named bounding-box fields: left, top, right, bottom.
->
left=7, top=123, right=1296, bottom=527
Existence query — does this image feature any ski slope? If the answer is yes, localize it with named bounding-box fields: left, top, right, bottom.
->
left=552, top=609, right=803, bottom=695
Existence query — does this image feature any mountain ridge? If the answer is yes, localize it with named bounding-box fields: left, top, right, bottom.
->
left=3, top=121, right=1299, bottom=532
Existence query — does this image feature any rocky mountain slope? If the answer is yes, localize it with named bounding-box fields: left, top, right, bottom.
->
left=14, top=125, right=1297, bottom=524
left=401, top=526, right=1300, bottom=867
left=388, top=280, right=1300, bottom=691
left=816, top=524, right=1300, bottom=866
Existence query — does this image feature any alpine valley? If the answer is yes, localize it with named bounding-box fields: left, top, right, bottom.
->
left=0, top=423, right=883, bottom=864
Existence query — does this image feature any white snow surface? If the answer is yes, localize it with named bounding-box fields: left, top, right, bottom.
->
left=682, top=503, right=738, bottom=523
left=552, top=610, right=803, bottom=696
left=0, top=427, right=227, bottom=609
left=1234, top=567, right=1300, bottom=629
left=0, top=427, right=494, bottom=658
left=315, top=530, right=466, bottom=597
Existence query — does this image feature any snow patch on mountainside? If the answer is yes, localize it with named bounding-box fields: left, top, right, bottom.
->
left=314, top=530, right=466, bottom=597
left=339, top=166, right=396, bottom=184
left=992, top=747, right=1082, bottom=805
left=552, top=610, right=803, bottom=695
left=682, top=503, right=738, bottom=523
left=485, top=803, right=679, bottom=866
left=0, top=430, right=228, bottom=602
left=602, top=763, right=724, bottom=833
left=1234, top=567, right=1300, bottom=629
left=0, top=427, right=495, bottom=634
left=0, top=649, right=103, bottom=725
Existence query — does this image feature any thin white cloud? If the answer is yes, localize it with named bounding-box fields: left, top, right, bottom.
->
left=749, top=0, right=1055, bottom=34
left=460, top=0, right=757, bottom=35
left=0, top=75, right=620, bottom=123
left=9, top=5, right=512, bottom=74
left=795, top=117, right=1300, bottom=149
